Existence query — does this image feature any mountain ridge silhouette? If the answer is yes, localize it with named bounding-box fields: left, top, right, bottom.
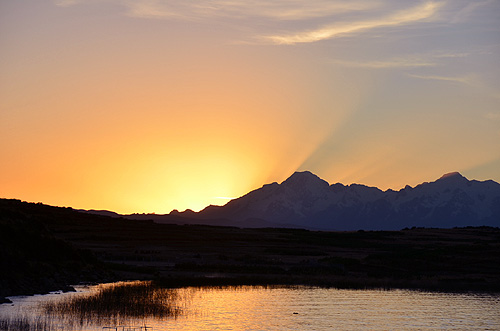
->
left=85, top=171, right=500, bottom=230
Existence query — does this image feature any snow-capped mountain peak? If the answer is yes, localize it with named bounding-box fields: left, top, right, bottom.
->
left=172, top=171, right=500, bottom=231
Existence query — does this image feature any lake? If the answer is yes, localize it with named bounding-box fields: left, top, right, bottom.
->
left=1, top=282, right=499, bottom=330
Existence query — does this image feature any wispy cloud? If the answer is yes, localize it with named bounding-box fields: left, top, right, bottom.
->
left=55, top=1, right=450, bottom=46
left=407, top=73, right=474, bottom=85
left=332, top=58, right=436, bottom=69
left=122, top=0, right=380, bottom=20
left=431, top=52, right=470, bottom=59
left=331, top=50, right=472, bottom=70
left=263, top=1, right=443, bottom=44
left=54, top=0, right=81, bottom=6
left=213, top=1, right=380, bottom=21
left=450, top=0, right=495, bottom=24
left=125, top=1, right=185, bottom=19
left=407, top=71, right=500, bottom=100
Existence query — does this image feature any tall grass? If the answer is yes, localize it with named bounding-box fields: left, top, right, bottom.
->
left=0, top=315, right=52, bottom=331
left=0, top=281, right=180, bottom=330
left=43, top=281, right=181, bottom=323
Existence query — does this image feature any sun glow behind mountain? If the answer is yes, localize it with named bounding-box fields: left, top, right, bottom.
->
left=1, top=1, right=499, bottom=213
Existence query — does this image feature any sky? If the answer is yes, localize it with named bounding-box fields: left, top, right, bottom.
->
left=1, top=0, right=499, bottom=214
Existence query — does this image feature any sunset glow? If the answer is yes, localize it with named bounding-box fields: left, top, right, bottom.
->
left=1, top=0, right=499, bottom=214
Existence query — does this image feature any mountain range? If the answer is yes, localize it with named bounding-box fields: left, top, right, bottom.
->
left=86, top=171, right=500, bottom=231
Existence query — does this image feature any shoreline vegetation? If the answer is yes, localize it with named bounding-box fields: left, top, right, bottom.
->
left=44, top=281, right=181, bottom=321
left=1, top=198, right=500, bottom=304
left=1, top=281, right=181, bottom=330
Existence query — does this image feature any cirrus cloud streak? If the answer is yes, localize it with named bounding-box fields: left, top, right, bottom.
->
left=62, top=0, right=381, bottom=21
left=407, top=73, right=475, bottom=85
left=331, top=58, right=436, bottom=69
left=263, top=1, right=443, bottom=44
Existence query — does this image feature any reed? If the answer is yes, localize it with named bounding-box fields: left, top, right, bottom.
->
left=43, top=281, right=180, bottom=323
left=0, top=316, right=52, bottom=331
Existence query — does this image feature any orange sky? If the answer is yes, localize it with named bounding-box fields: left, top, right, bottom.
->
left=1, top=1, right=499, bottom=214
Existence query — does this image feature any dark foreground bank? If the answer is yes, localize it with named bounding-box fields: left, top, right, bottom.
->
left=1, top=198, right=500, bottom=303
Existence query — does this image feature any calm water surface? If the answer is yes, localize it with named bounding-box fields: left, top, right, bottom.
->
left=1, top=283, right=499, bottom=330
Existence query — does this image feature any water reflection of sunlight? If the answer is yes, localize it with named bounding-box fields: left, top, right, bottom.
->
left=165, top=286, right=280, bottom=330
left=2, top=284, right=499, bottom=330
